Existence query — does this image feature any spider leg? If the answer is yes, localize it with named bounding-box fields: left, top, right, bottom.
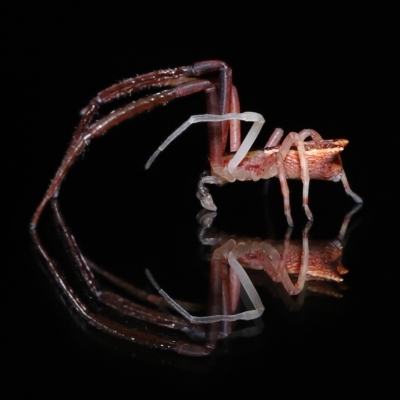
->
left=269, top=222, right=311, bottom=295
left=298, top=128, right=323, bottom=142
left=197, top=173, right=226, bottom=211
left=146, top=239, right=264, bottom=323
left=279, top=132, right=313, bottom=222
left=31, top=61, right=236, bottom=229
left=275, top=153, right=294, bottom=226
left=340, top=170, right=363, bottom=204
left=31, top=200, right=217, bottom=356
left=144, top=111, right=265, bottom=211
left=298, top=129, right=362, bottom=204
left=264, top=128, right=284, bottom=148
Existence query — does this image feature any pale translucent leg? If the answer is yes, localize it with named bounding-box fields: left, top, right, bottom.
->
left=340, top=170, right=363, bottom=204
left=229, top=86, right=242, bottom=152
left=145, top=112, right=265, bottom=170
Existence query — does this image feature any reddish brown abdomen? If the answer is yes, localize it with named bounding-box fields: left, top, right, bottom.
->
left=283, top=139, right=348, bottom=181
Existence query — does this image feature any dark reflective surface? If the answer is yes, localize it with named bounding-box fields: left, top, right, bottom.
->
left=6, top=4, right=399, bottom=395
left=30, top=196, right=362, bottom=361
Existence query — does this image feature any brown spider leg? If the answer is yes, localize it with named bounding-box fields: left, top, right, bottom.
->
left=197, top=173, right=227, bottom=211
left=32, top=61, right=235, bottom=228
left=191, top=61, right=233, bottom=159
left=86, top=259, right=204, bottom=314
left=216, top=257, right=235, bottom=336
left=70, top=74, right=188, bottom=147
left=31, top=79, right=223, bottom=229
left=228, top=264, right=241, bottom=316
left=206, top=245, right=228, bottom=343
left=229, top=86, right=241, bottom=152
left=72, top=60, right=233, bottom=149
left=208, top=240, right=255, bottom=336
left=279, top=132, right=313, bottom=222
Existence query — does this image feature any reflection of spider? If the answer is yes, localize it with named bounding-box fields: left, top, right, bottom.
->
left=31, top=200, right=359, bottom=357
left=150, top=205, right=360, bottom=322
left=31, top=60, right=361, bottom=229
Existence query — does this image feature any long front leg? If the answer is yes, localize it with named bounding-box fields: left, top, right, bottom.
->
left=31, top=79, right=222, bottom=229
left=32, top=61, right=235, bottom=229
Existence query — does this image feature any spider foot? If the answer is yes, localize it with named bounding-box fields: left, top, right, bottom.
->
left=303, top=204, right=313, bottom=221
left=284, top=209, right=294, bottom=227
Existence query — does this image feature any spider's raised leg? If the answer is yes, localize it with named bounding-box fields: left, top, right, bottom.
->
left=31, top=61, right=237, bottom=229
left=145, top=111, right=265, bottom=209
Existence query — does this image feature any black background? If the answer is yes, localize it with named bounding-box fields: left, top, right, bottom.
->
left=5, top=3, right=399, bottom=397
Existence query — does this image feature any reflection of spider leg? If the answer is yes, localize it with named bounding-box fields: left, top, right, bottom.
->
left=197, top=174, right=225, bottom=211
left=32, top=199, right=222, bottom=356
left=146, top=238, right=265, bottom=323
left=277, top=132, right=313, bottom=223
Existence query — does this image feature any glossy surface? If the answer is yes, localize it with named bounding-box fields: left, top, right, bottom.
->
left=5, top=3, right=398, bottom=396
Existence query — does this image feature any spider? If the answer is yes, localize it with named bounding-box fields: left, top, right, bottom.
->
left=30, top=61, right=363, bottom=348
left=30, top=60, right=362, bottom=230
left=146, top=111, right=363, bottom=225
